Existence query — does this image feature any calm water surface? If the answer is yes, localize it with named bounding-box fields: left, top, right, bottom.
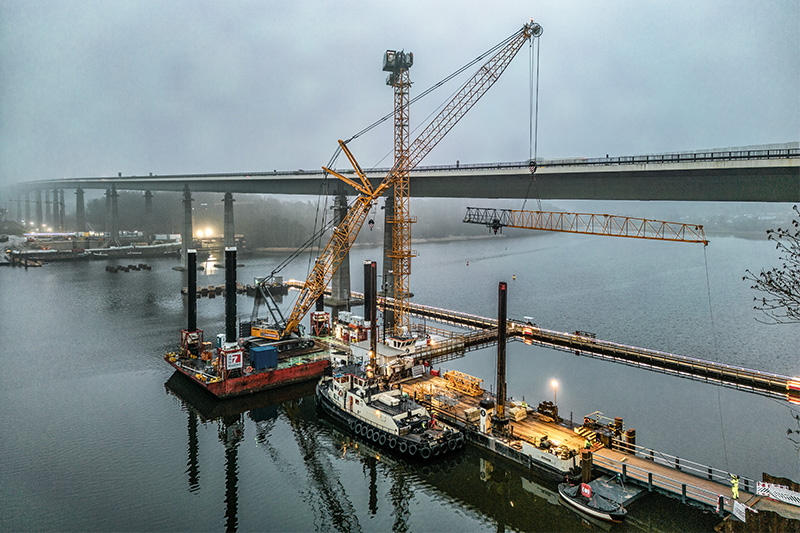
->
left=1, top=233, right=797, bottom=531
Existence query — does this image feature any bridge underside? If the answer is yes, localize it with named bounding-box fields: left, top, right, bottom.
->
left=410, top=165, right=799, bottom=202
left=11, top=159, right=800, bottom=202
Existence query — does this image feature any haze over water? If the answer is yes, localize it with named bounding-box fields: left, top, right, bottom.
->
left=1, top=231, right=797, bottom=531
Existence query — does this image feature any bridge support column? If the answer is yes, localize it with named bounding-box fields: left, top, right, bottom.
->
left=75, top=188, right=86, bottom=232
left=382, top=195, right=395, bottom=332
left=16, top=194, right=22, bottom=223
left=58, top=189, right=65, bottom=231
left=329, top=189, right=351, bottom=315
left=25, top=191, right=31, bottom=227
left=104, top=188, right=111, bottom=236
left=181, top=185, right=194, bottom=269
left=52, top=188, right=59, bottom=229
left=223, top=192, right=235, bottom=248
left=45, top=190, right=51, bottom=230
left=35, top=190, right=42, bottom=230
left=109, top=186, right=119, bottom=244
left=144, top=190, right=153, bottom=243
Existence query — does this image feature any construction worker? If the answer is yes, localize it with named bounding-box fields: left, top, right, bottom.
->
left=584, top=438, right=592, bottom=450
left=731, top=474, right=739, bottom=500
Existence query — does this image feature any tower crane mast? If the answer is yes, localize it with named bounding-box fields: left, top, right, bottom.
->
left=268, top=21, right=544, bottom=341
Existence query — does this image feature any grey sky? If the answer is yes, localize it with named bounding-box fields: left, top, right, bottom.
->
left=1, top=0, right=798, bottom=187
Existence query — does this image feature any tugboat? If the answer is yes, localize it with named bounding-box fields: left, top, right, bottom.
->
left=557, top=482, right=627, bottom=523
left=316, top=367, right=465, bottom=459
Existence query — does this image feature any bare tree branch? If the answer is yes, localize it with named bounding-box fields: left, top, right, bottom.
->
left=743, top=205, right=800, bottom=324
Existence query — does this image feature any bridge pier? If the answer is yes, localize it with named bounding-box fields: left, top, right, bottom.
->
left=35, top=190, right=42, bottom=230
left=107, top=186, right=119, bottom=244
left=15, top=193, right=22, bottom=223
left=223, top=192, right=235, bottom=248
left=53, top=188, right=58, bottom=230
left=104, top=189, right=111, bottom=236
left=75, top=188, right=86, bottom=232
left=144, top=190, right=153, bottom=243
left=328, top=190, right=351, bottom=316
left=25, top=192, right=30, bottom=228
left=181, top=185, right=194, bottom=269
left=58, top=189, right=65, bottom=231
left=45, top=190, right=51, bottom=230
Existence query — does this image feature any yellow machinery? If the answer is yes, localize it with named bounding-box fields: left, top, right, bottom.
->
left=275, top=21, right=544, bottom=341
left=463, top=207, right=709, bottom=245
left=444, top=370, right=484, bottom=397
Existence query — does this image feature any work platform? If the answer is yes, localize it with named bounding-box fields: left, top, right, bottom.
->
left=397, top=373, right=761, bottom=517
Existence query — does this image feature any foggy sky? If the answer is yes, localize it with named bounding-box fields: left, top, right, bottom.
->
left=1, top=0, right=798, bottom=188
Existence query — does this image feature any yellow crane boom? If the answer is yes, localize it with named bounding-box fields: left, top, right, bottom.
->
left=464, top=207, right=709, bottom=245
left=278, top=21, right=543, bottom=339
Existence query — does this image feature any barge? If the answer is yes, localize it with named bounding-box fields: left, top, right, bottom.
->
left=165, top=248, right=330, bottom=399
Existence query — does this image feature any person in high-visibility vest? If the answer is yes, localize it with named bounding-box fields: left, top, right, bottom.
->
left=731, top=474, right=739, bottom=500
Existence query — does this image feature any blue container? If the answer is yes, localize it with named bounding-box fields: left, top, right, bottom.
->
left=250, top=345, right=278, bottom=370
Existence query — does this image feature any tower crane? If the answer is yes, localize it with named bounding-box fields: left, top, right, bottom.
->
left=463, top=207, right=709, bottom=245
left=462, top=207, right=707, bottom=427
left=250, top=21, right=544, bottom=343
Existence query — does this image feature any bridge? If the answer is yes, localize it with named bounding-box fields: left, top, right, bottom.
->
left=6, top=146, right=799, bottom=202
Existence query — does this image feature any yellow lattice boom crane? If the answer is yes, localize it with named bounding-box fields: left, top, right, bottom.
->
left=264, top=21, right=544, bottom=342
left=463, top=207, right=709, bottom=245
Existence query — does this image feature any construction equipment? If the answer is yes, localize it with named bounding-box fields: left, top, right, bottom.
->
left=253, top=21, right=544, bottom=343
left=464, top=207, right=709, bottom=245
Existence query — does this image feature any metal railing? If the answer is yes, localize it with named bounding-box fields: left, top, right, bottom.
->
left=592, top=452, right=734, bottom=515
left=606, top=436, right=756, bottom=493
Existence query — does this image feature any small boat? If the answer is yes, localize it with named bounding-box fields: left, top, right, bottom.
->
left=558, top=482, right=627, bottom=523
left=316, top=368, right=465, bottom=459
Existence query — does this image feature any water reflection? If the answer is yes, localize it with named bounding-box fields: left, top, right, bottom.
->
left=164, top=373, right=317, bottom=532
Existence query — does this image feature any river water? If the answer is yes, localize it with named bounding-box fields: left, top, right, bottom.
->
left=1, top=230, right=798, bottom=531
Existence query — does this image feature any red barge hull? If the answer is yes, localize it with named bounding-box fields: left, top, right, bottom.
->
left=166, top=357, right=330, bottom=399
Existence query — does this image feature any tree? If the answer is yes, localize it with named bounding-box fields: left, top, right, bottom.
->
left=744, top=205, right=800, bottom=324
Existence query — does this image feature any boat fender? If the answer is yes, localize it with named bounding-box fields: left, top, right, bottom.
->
left=378, top=434, right=386, bottom=446
left=388, top=438, right=397, bottom=449
left=366, top=428, right=373, bottom=440
left=355, top=423, right=363, bottom=436
left=398, top=441, right=408, bottom=453
left=419, top=446, right=431, bottom=459
left=349, top=420, right=356, bottom=431
left=448, top=439, right=458, bottom=451
left=408, top=444, right=417, bottom=456
left=371, top=429, right=379, bottom=442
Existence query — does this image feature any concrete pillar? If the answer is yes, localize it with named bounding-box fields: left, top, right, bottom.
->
left=25, top=191, right=30, bottom=227
left=45, top=190, right=51, bottom=230
left=330, top=190, right=350, bottom=305
left=58, top=189, right=65, bottom=231
left=110, top=186, right=119, bottom=244
left=104, top=188, right=111, bottom=235
left=223, top=192, right=235, bottom=248
left=382, top=195, right=395, bottom=331
left=35, top=190, right=42, bottom=230
left=75, top=188, right=86, bottom=232
left=181, top=185, right=193, bottom=269
left=144, top=190, right=153, bottom=243
left=53, top=188, right=59, bottom=230
left=16, top=194, right=22, bottom=223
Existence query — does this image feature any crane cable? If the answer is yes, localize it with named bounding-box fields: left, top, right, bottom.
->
left=522, top=35, right=542, bottom=212
left=704, top=246, right=730, bottom=472
left=339, top=28, right=524, bottom=148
